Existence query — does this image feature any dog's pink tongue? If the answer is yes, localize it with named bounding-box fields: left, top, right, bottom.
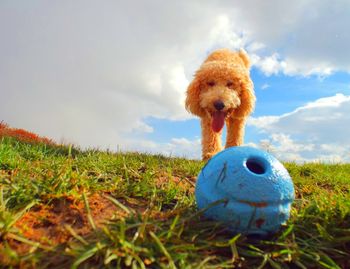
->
left=212, top=111, right=225, bottom=133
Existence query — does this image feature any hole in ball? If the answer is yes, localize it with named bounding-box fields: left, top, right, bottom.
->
left=246, top=158, right=266, bottom=175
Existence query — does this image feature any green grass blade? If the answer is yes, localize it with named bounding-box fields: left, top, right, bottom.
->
left=103, top=194, right=132, bottom=215
left=71, top=244, right=101, bottom=269
left=149, top=231, right=176, bottom=269
left=82, top=192, right=96, bottom=230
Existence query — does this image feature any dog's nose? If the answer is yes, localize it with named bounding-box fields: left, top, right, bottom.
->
left=214, top=100, right=225, bottom=111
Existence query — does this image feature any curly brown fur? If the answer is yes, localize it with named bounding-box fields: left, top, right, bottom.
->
left=185, top=49, right=256, bottom=160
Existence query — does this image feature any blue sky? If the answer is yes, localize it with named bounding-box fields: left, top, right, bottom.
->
left=1, top=1, right=350, bottom=162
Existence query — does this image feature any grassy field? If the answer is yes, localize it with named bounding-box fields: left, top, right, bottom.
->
left=0, top=127, right=350, bottom=268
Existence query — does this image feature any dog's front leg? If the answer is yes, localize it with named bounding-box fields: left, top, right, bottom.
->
left=201, top=117, right=222, bottom=160
left=225, top=117, right=246, bottom=148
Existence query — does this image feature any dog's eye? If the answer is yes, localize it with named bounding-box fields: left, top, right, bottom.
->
left=207, top=81, right=216, bottom=87
left=227, top=81, right=234, bottom=88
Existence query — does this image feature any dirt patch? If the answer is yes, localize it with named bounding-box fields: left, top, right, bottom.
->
left=6, top=193, right=146, bottom=254
left=155, top=173, right=196, bottom=194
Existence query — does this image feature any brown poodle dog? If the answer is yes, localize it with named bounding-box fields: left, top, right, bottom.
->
left=185, top=49, right=255, bottom=160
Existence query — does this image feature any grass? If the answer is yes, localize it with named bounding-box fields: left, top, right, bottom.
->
left=0, top=130, right=350, bottom=268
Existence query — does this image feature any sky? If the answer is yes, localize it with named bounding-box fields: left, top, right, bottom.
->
left=1, top=0, right=350, bottom=162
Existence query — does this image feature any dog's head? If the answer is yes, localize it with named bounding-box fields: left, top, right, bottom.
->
left=185, top=49, right=255, bottom=132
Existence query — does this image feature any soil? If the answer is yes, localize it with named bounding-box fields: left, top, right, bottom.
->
left=5, top=193, right=146, bottom=254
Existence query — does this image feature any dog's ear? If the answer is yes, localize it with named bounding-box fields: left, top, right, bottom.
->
left=234, top=78, right=256, bottom=118
left=238, top=49, right=251, bottom=69
left=185, top=76, right=204, bottom=116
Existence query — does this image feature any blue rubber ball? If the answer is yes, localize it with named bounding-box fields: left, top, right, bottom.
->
left=195, top=146, right=295, bottom=235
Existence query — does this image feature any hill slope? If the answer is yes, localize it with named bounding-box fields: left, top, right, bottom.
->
left=0, top=128, right=350, bottom=268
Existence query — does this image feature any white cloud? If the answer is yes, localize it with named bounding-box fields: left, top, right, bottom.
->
left=123, top=137, right=201, bottom=160
left=249, top=94, right=350, bottom=162
left=257, top=134, right=350, bottom=163
left=246, top=42, right=265, bottom=53
left=228, top=0, right=350, bottom=76
left=131, top=121, right=154, bottom=134
left=261, top=83, right=270, bottom=90
left=208, top=15, right=247, bottom=50
left=251, top=53, right=285, bottom=76
left=250, top=53, right=335, bottom=77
